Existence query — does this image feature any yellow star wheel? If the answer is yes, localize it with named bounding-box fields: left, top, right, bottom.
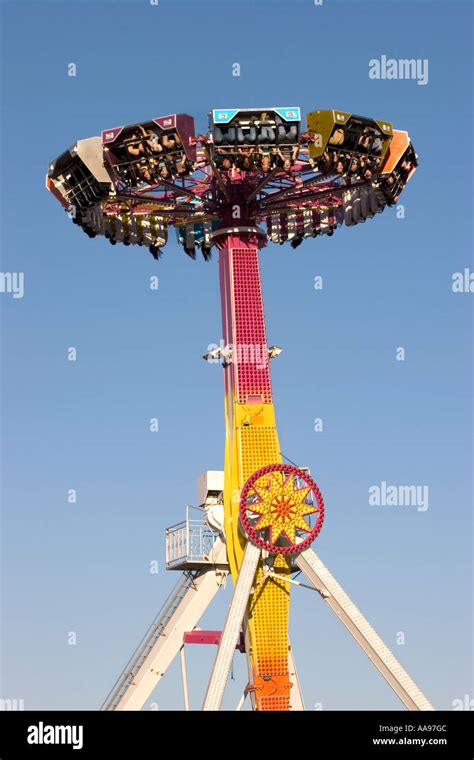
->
left=239, top=464, right=325, bottom=555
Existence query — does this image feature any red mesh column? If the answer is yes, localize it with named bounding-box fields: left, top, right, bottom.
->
left=219, top=235, right=273, bottom=404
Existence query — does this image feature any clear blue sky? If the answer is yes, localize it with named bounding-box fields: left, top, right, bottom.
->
left=1, top=0, right=472, bottom=711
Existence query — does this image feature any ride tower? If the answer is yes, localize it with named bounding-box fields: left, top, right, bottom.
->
left=46, top=105, right=431, bottom=711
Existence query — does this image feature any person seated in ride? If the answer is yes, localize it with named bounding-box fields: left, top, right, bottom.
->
left=400, top=156, right=413, bottom=178
left=237, top=154, right=254, bottom=172
left=281, top=124, right=298, bottom=142
left=158, top=160, right=172, bottom=181
left=274, top=114, right=298, bottom=142
left=236, top=145, right=255, bottom=167
left=215, top=148, right=230, bottom=169
left=320, top=150, right=339, bottom=174
left=273, top=149, right=294, bottom=176
left=289, top=144, right=299, bottom=163
left=161, top=132, right=178, bottom=151
left=371, top=135, right=383, bottom=155
left=214, top=126, right=237, bottom=145
left=258, top=153, right=272, bottom=174
left=349, top=157, right=359, bottom=175
left=218, top=156, right=233, bottom=172
left=291, top=233, right=304, bottom=249
left=257, top=144, right=274, bottom=173
left=126, top=131, right=146, bottom=158
left=357, top=128, right=371, bottom=152
left=328, top=127, right=345, bottom=147
left=174, top=152, right=190, bottom=177
left=183, top=243, right=196, bottom=258
left=136, top=158, right=156, bottom=184
left=317, top=150, right=332, bottom=173
left=279, top=145, right=299, bottom=172
left=358, top=156, right=373, bottom=180
left=145, top=129, right=163, bottom=154
left=272, top=147, right=285, bottom=169
left=242, top=115, right=258, bottom=144
left=383, top=170, right=400, bottom=202
left=327, top=149, right=338, bottom=167
left=258, top=112, right=276, bottom=143
left=201, top=244, right=212, bottom=261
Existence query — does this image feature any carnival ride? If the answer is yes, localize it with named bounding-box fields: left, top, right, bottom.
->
left=47, top=105, right=431, bottom=711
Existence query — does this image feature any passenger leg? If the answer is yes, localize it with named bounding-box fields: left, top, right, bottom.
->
left=244, top=126, right=257, bottom=144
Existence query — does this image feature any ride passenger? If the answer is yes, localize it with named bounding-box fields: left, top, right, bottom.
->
left=359, top=156, right=373, bottom=179
left=138, top=163, right=153, bottom=183
left=328, top=128, right=345, bottom=146
left=349, top=158, right=359, bottom=175
left=239, top=155, right=254, bottom=172
left=290, top=144, right=299, bottom=163
left=371, top=135, right=383, bottom=154
left=145, top=130, right=163, bottom=153
left=274, top=145, right=299, bottom=175
left=258, top=112, right=276, bottom=143
left=317, top=152, right=329, bottom=174
left=259, top=153, right=272, bottom=174
left=219, top=156, right=233, bottom=172
left=126, top=132, right=145, bottom=157
left=357, top=129, right=371, bottom=152
left=214, top=126, right=236, bottom=145
left=243, top=115, right=258, bottom=144
left=174, top=153, right=189, bottom=176
left=161, top=132, right=178, bottom=151
left=275, top=114, right=298, bottom=142
left=158, top=160, right=172, bottom=181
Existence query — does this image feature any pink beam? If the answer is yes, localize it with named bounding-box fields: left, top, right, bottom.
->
left=217, top=233, right=272, bottom=405
left=184, top=630, right=245, bottom=652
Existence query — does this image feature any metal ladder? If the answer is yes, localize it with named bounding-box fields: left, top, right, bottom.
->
left=101, top=572, right=198, bottom=711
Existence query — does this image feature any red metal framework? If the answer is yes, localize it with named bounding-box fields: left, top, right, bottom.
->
left=47, top=108, right=416, bottom=260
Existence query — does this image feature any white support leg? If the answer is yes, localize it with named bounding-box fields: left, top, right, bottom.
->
left=288, top=643, right=305, bottom=710
left=203, top=542, right=261, bottom=710
left=180, top=646, right=190, bottom=711
left=296, top=548, right=434, bottom=711
left=102, top=538, right=228, bottom=711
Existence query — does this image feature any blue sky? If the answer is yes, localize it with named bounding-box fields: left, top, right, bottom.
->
left=0, top=0, right=472, bottom=711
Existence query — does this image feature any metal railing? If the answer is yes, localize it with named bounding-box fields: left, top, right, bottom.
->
left=166, top=506, right=220, bottom=569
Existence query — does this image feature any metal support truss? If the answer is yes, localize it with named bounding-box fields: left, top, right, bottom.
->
left=203, top=542, right=261, bottom=710
left=101, top=538, right=228, bottom=711
left=296, top=548, right=434, bottom=711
